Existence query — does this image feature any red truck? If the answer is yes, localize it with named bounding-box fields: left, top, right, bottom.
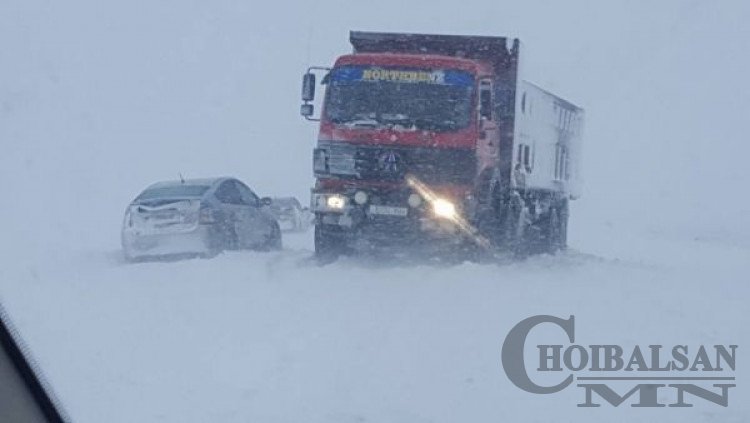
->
left=300, top=31, right=584, bottom=259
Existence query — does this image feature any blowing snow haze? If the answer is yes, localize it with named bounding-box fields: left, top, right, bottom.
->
left=0, top=0, right=749, bottom=422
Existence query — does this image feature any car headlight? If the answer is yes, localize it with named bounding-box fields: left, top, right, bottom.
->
left=432, top=198, right=456, bottom=219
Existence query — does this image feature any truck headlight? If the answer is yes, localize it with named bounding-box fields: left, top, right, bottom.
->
left=326, top=194, right=347, bottom=210
left=432, top=198, right=456, bottom=219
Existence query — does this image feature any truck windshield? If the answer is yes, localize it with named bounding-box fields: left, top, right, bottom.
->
left=325, top=66, right=474, bottom=132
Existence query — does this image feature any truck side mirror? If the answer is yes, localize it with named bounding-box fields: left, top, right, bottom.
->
left=300, top=103, right=314, bottom=117
left=302, top=73, right=316, bottom=102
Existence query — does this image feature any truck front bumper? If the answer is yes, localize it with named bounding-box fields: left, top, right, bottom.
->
left=311, top=188, right=471, bottom=247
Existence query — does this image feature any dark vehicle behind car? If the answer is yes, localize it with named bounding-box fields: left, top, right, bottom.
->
left=269, top=197, right=312, bottom=232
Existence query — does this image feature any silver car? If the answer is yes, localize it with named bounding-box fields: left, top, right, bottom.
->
left=122, top=177, right=281, bottom=261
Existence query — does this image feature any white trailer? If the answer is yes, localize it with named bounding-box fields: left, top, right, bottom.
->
left=513, top=81, right=585, bottom=199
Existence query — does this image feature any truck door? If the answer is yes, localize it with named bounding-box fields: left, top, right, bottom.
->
left=477, top=79, right=499, bottom=171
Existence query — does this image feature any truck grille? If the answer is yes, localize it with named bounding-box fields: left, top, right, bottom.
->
left=315, top=142, right=476, bottom=184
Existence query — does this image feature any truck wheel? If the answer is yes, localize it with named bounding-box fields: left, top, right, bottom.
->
left=544, top=208, right=564, bottom=254
left=476, top=185, right=503, bottom=248
left=453, top=238, right=489, bottom=263
left=504, top=195, right=530, bottom=257
left=314, top=224, right=345, bottom=262
left=559, top=200, right=569, bottom=249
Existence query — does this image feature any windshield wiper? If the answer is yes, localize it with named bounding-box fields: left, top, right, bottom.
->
left=411, top=117, right=458, bottom=131
left=378, top=113, right=411, bottom=124
left=339, top=118, right=381, bottom=128
left=332, top=115, right=458, bottom=131
left=331, top=113, right=385, bottom=128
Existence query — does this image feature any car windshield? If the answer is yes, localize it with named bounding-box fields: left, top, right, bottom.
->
left=136, top=185, right=210, bottom=201
left=325, top=66, right=474, bottom=132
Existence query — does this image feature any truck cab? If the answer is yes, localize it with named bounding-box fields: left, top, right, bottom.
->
left=301, top=32, right=583, bottom=259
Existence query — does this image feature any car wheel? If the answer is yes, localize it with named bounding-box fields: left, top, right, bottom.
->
left=208, top=222, right=238, bottom=252
left=225, top=224, right=239, bottom=250
left=261, top=223, right=282, bottom=251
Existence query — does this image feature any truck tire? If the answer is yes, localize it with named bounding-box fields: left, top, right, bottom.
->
left=544, top=208, right=564, bottom=254
left=476, top=181, right=503, bottom=247
left=314, top=224, right=345, bottom=262
left=559, top=200, right=569, bottom=249
left=543, top=199, right=570, bottom=254
left=503, top=194, right=529, bottom=257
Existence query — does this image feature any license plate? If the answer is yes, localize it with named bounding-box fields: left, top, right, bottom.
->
left=368, top=205, right=408, bottom=217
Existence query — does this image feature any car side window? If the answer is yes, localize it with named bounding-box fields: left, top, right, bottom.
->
left=236, top=182, right=260, bottom=207
left=215, top=181, right=243, bottom=205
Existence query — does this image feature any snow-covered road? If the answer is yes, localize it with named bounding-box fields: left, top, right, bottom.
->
left=2, top=226, right=748, bottom=422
